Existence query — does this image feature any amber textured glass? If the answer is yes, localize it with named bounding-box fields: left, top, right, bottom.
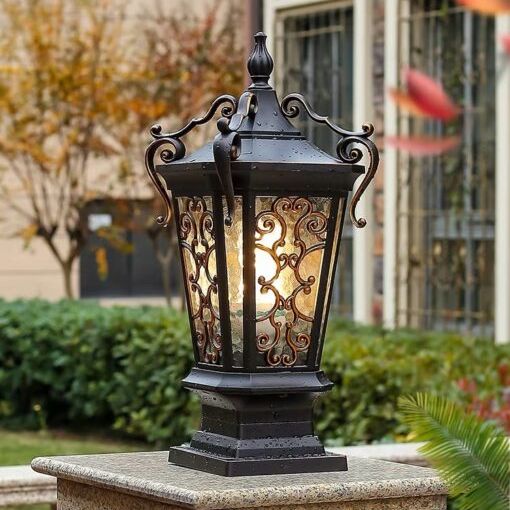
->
left=177, top=196, right=222, bottom=364
left=223, top=196, right=244, bottom=366
left=254, top=196, right=331, bottom=367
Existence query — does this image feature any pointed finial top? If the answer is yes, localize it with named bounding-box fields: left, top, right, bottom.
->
left=247, top=32, right=274, bottom=89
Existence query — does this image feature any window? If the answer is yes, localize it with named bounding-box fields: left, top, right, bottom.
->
left=80, top=200, right=180, bottom=299
left=396, top=0, right=495, bottom=336
left=275, top=2, right=354, bottom=317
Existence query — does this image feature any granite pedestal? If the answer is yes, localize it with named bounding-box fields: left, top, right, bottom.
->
left=32, top=451, right=447, bottom=510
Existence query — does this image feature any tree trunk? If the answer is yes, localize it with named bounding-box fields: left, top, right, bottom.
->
left=148, top=226, right=180, bottom=309
left=41, top=234, right=77, bottom=299
left=61, top=262, right=75, bottom=299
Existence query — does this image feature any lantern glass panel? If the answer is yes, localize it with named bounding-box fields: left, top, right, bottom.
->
left=316, top=196, right=346, bottom=365
left=224, top=196, right=244, bottom=366
left=177, top=196, right=222, bottom=365
left=254, top=196, right=332, bottom=367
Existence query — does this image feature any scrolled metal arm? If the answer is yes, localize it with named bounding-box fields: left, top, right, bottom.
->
left=338, top=135, right=379, bottom=228
left=213, top=91, right=256, bottom=226
left=144, top=94, right=238, bottom=227
left=281, top=93, right=379, bottom=228
left=149, top=94, right=237, bottom=140
left=144, top=137, right=185, bottom=226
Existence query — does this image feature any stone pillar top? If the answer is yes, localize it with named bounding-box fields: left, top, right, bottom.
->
left=32, top=451, right=447, bottom=510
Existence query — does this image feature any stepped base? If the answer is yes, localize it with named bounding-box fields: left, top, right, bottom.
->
left=168, top=446, right=347, bottom=476
left=170, top=368, right=347, bottom=476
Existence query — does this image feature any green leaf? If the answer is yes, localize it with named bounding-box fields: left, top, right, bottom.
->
left=399, top=393, right=509, bottom=510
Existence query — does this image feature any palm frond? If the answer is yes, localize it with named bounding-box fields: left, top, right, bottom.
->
left=399, top=393, right=509, bottom=510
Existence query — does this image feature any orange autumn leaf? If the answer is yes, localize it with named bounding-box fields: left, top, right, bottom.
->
left=94, top=247, right=108, bottom=281
left=502, top=34, right=510, bottom=55
left=389, top=89, right=428, bottom=117
left=405, top=69, right=459, bottom=121
left=457, top=0, right=510, bottom=14
left=19, top=223, right=39, bottom=247
left=385, top=135, right=461, bottom=156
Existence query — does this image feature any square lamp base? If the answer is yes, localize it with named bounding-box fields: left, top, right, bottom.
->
left=168, top=446, right=348, bottom=477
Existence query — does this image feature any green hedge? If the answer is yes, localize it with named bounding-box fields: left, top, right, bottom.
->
left=319, top=319, right=509, bottom=445
left=0, top=299, right=508, bottom=446
left=0, top=299, right=197, bottom=446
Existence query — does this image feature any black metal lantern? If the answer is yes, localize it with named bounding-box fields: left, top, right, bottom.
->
left=145, top=33, right=379, bottom=476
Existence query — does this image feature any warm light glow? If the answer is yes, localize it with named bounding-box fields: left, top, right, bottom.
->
left=226, top=197, right=328, bottom=320
left=227, top=217, right=294, bottom=307
left=223, top=196, right=244, bottom=365
left=255, top=221, right=289, bottom=308
left=236, top=249, right=244, bottom=300
left=255, top=249, right=279, bottom=306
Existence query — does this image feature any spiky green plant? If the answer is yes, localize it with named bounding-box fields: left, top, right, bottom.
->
left=399, top=393, right=509, bottom=510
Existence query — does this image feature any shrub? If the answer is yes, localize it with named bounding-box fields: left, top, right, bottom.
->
left=318, top=319, right=510, bottom=445
left=0, top=299, right=196, bottom=446
left=0, top=300, right=508, bottom=446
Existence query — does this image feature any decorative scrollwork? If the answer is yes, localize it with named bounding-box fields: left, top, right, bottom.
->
left=178, top=197, right=222, bottom=364
left=144, top=94, right=238, bottom=227
left=255, top=197, right=329, bottom=367
left=144, top=138, right=184, bottom=227
left=213, top=92, right=256, bottom=225
left=281, top=93, right=379, bottom=228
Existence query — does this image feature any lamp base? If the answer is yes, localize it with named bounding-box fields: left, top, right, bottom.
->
left=168, top=368, right=348, bottom=476
left=168, top=445, right=347, bottom=476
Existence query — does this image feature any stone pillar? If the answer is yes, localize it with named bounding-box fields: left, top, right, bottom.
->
left=32, top=451, right=447, bottom=510
left=383, top=0, right=399, bottom=330
left=353, top=0, right=375, bottom=325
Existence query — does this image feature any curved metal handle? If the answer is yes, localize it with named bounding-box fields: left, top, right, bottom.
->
left=213, top=91, right=256, bottom=225
left=213, top=127, right=239, bottom=226
left=144, top=94, right=238, bottom=227
left=281, top=93, right=379, bottom=228
left=341, top=136, right=379, bottom=228
left=144, top=137, right=185, bottom=226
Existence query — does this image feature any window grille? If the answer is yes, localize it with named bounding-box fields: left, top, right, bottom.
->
left=275, top=2, right=354, bottom=317
left=397, top=0, right=495, bottom=336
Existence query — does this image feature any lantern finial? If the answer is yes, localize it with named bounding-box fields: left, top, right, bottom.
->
left=247, top=32, right=273, bottom=89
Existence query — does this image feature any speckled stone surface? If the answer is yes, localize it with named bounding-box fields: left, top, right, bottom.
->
left=57, top=480, right=183, bottom=510
left=32, top=451, right=447, bottom=510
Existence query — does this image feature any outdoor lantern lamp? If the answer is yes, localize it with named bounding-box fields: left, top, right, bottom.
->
left=145, top=33, right=379, bottom=476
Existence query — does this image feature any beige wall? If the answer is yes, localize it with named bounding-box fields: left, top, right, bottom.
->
left=0, top=238, right=78, bottom=300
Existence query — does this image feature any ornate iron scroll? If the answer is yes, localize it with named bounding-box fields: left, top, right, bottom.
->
left=255, top=197, right=329, bottom=367
left=144, top=94, right=238, bottom=227
left=178, top=197, right=222, bottom=364
left=213, top=91, right=256, bottom=226
left=281, top=93, right=379, bottom=228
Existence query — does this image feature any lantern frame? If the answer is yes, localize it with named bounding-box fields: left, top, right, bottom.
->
left=144, top=32, right=379, bottom=476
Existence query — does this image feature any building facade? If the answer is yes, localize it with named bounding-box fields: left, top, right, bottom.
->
left=263, top=0, right=510, bottom=343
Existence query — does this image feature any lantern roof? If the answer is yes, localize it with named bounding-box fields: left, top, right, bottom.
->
left=146, top=32, right=379, bottom=229
left=157, top=32, right=358, bottom=169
